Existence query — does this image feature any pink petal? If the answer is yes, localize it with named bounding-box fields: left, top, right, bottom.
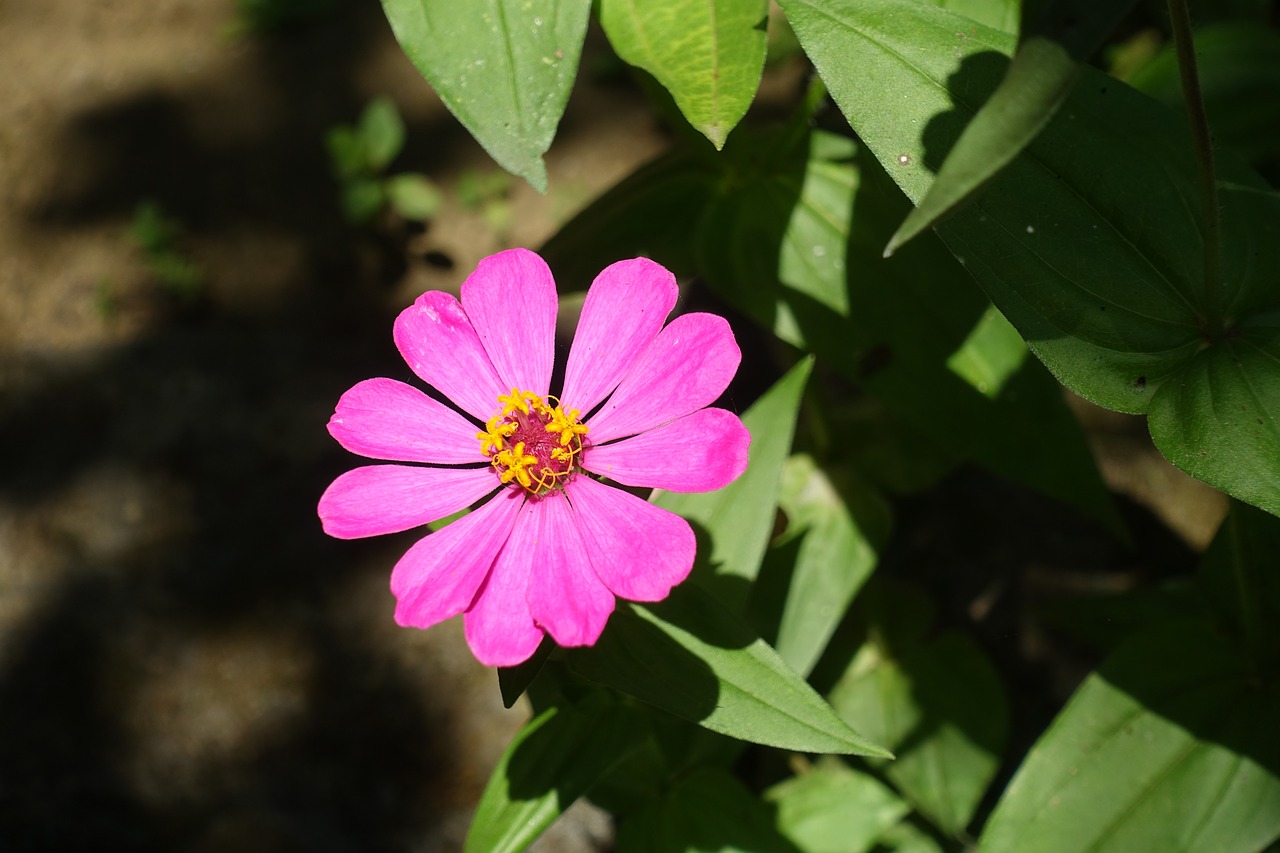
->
left=328, top=378, right=486, bottom=464
left=318, top=464, right=497, bottom=539
left=463, top=499, right=547, bottom=666
left=394, top=291, right=505, bottom=422
left=583, top=408, right=749, bottom=493
left=521, top=492, right=616, bottom=647
left=391, top=489, right=522, bottom=630
left=585, top=313, right=741, bottom=443
left=461, top=248, right=557, bottom=396
left=564, top=475, right=695, bottom=602
left=561, top=258, right=678, bottom=416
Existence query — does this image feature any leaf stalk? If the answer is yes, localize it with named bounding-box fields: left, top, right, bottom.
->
left=1167, top=0, right=1224, bottom=337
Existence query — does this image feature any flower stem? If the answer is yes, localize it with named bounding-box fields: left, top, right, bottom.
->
left=1167, top=0, right=1223, bottom=336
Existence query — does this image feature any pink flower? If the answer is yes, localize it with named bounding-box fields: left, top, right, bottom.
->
left=318, top=248, right=750, bottom=666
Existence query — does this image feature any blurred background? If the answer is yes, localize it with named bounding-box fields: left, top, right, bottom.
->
left=0, top=0, right=1229, bottom=850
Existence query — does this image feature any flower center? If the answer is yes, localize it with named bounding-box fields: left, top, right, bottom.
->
left=477, top=389, right=588, bottom=496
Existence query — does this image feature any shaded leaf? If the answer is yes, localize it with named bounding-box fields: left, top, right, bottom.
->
left=465, top=694, right=649, bottom=853
left=618, top=767, right=800, bottom=852
left=1128, top=21, right=1280, bottom=168
left=600, top=0, right=769, bottom=149
left=829, top=583, right=1007, bottom=835
left=380, top=0, right=591, bottom=190
left=567, top=583, right=892, bottom=756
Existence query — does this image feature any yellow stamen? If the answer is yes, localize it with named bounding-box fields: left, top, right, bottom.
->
left=480, top=389, right=590, bottom=496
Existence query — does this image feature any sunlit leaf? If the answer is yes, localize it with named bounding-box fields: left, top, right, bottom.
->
left=567, top=583, right=892, bottom=756
left=766, top=760, right=911, bottom=853
left=599, top=0, right=768, bottom=149
left=768, top=455, right=889, bottom=677
left=978, top=619, right=1280, bottom=852
left=380, top=0, right=591, bottom=190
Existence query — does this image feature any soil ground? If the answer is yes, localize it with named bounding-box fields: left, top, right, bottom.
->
left=0, top=1, right=1228, bottom=851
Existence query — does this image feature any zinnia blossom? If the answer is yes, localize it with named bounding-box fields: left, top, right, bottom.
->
left=319, top=248, right=750, bottom=666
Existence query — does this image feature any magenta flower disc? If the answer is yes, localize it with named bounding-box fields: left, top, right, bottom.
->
left=319, top=249, right=750, bottom=666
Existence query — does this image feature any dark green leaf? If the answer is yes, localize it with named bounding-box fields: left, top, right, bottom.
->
left=599, top=0, right=768, bottom=149
left=978, top=619, right=1280, bottom=851
left=1128, top=21, right=1280, bottom=169
left=886, top=0, right=1138, bottom=255
left=780, top=0, right=1280, bottom=516
left=380, top=0, right=591, bottom=191
left=465, top=694, right=649, bottom=853
left=567, top=583, right=892, bottom=756
left=618, top=767, right=800, bottom=853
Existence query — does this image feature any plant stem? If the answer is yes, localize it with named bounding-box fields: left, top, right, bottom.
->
left=1167, top=0, right=1223, bottom=335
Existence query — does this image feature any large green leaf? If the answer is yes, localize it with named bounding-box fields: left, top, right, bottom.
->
left=567, top=583, right=891, bottom=756
left=599, top=0, right=768, bottom=149
left=829, top=626, right=1008, bottom=836
left=978, top=619, right=1280, bottom=851
left=780, top=0, right=1280, bottom=516
left=379, top=0, right=591, bottom=191
left=767, top=456, right=889, bottom=678
left=766, top=760, right=911, bottom=853
left=695, top=124, right=1119, bottom=531
left=886, top=0, right=1138, bottom=255
left=617, top=767, right=800, bottom=852
left=465, top=694, right=649, bottom=853
left=657, top=357, right=813, bottom=613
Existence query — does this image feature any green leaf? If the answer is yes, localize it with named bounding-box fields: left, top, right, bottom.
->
left=886, top=0, right=1137, bottom=256
left=1128, top=21, right=1280, bottom=168
left=780, top=0, right=1280, bottom=516
left=829, top=585, right=1008, bottom=836
left=566, top=583, right=892, bottom=757
left=618, top=767, right=800, bottom=853
left=325, top=125, right=367, bottom=180
left=599, top=0, right=768, bottom=149
left=358, top=96, right=405, bottom=172
left=379, top=0, right=591, bottom=191
left=465, top=694, right=649, bottom=853
left=768, top=456, right=889, bottom=677
left=766, top=760, right=911, bottom=853
left=978, top=619, right=1280, bottom=852
left=384, top=172, right=443, bottom=220
left=656, top=357, right=813, bottom=613
left=928, top=0, right=1016, bottom=33
left=340, top=178, right=386, bottom=224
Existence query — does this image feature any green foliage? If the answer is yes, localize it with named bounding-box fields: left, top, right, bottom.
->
left=376, top=1, right=1280, bottom=850
left=128, top=201, right=202, bottom=299
left=325, top=97, right=442, bottom=225
left=599, top=0, right=769, bottom=149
